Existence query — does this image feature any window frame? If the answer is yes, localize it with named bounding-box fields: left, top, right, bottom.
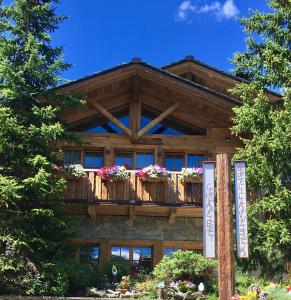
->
left=83, top=150, right=105, bottom=169
left=164, top=152, right=208, bottom=170
left=79, top=244, right=100, bottom=265
left=114, top=150, right=155, bottom=170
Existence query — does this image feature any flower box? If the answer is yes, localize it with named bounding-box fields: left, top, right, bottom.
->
left=179, top=167, right=203, bottom=183
left=96, top=166, right=130, bottom=182
left=136, top=165, right=169, bottom=183
left=63, top=164, right=86, bottom=179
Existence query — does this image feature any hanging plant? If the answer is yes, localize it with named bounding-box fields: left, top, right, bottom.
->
left=96, top=166, right=130, bottom=182
left=179, top=167, right=203, bottom=183
left=136, top=165, right=169, bottom=182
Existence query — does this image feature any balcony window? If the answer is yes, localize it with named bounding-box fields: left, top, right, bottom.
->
left=133, top=247, right=152, bottom=271
left=115, top=153, right=133, bottom=169
left=165, top=154, right=184, bottom=171
left=84, top=152, right=104, bottom=169
left=136, top=152, right=154, bottom=169
left=63, top=150, right=81, bottom=164
left=111, top=246, right=130, bottom=261
left=80, top=245, right=99, bottom=264
left=187, top=154, right=205, bottom=168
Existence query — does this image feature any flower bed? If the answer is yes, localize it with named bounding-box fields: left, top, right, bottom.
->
left=96, top=166, right=130, bottom=182
left=136, top=165, right=169, bottom=182
left=179, top=167, right=203, bottom=183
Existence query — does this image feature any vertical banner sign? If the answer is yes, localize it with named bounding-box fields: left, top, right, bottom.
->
left=234, top=161, right=249, bottom=258
left=203, top=162, right=216, bottom=258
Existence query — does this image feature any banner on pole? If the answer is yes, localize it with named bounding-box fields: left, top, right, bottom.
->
left=234, top=161, right=249, bottom=258
left=203, top=162, right=216, bottom=258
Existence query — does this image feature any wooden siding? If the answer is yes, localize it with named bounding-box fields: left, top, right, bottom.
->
left=63, top=171, right=203, bottom=205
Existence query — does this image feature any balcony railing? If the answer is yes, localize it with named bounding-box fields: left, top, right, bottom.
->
left=63, top=170, right=203, bottom=206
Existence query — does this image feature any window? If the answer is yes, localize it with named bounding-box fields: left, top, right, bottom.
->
left=132, top=247, right=152, bottom=272
left=187, top=154, right=205, bottom=168
left=136, top=152, right=154, bottom=169
left=164, top=248, right=180, bottom=256
left=63, top=150, right=81, bottom=164
left=165, top=154, right=184, bottom=171
left=84, top=152, right=104, bottom=169
left=115, top=153, right=133, bottom=169
left=80, top=245, right=99, bottom=264
left=111, top=246, right=130, bottom=261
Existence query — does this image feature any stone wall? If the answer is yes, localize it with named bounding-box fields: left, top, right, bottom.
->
left=73, top=215, right=203, bottom=242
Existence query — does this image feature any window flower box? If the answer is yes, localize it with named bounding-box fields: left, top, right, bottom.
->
left=63, top=164, right=87, bottom=179
left=96, top=166, right=130, bottom=182
left=179, top=167, right=203, bottom=183
left=136, top=165, right=169, bottom=183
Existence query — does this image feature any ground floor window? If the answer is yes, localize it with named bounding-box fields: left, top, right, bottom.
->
left=111, top=246, right=152, bottom=272
left=79, top=245, right=99, bottom=264
left=164, top=247, right=180, bottom=256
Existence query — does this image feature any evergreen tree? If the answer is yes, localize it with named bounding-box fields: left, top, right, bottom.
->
left=0, top=0, right=83, bottom=294
left=231, top=0, right=291, bottom=276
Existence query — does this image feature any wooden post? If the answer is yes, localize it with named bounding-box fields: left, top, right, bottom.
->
left=216, top=154, right=235, bottom=300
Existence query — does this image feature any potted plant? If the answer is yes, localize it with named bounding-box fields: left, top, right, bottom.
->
left=136, top=165, right=169, bottom=182
left=179, top=167, right=203, bottom=183
left=96, top=165, right=130, bottom=182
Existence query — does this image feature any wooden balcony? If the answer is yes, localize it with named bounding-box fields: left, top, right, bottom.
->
left=63, top=171, right=203, bottom=206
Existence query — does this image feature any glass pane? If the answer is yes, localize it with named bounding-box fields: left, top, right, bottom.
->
left=165, top=154, right=183, bottom=171
left=111, top=246, right=129, bottom=260
left=115, top=153, right=133, bottom=169
left=90, top=246, right=99, bottom=260
left=187, top=154, right=206, bottom=168
left=84, top=152, right=103, bottom=168
left=136, top=152, right=154, bottom=169
left=133, top=247, right=152, bottom=271
left=63, top=150, right=81, bottom=164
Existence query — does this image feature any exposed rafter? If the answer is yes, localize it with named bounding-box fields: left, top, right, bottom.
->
left=90, top=100, right=132, bottom=138
left=137, top=101, right=180, bottom=138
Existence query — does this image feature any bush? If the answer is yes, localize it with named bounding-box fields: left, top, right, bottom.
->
left=153, top=250, right=217, bottom=293
left=268, top=287, right=291, bottom=300
left=135, top=279, right=158, bottom=299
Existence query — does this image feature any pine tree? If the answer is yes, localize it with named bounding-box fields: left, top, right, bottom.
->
left=231, top=0, right=291, bottom=276
left=0, top=0, right=83, bottom=294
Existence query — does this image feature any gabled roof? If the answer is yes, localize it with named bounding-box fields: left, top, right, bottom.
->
left=58, top=59, right=242, bottom=106
left=161, top=55, right=281, bottom=99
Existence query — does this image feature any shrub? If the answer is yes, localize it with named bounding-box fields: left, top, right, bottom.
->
left=153, top=250, right=217, bottom=293
left=135, top=279, right=158, bottom=299
left=267, top=287, right=291, bottom=300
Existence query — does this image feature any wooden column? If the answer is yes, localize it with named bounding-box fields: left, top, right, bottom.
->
left=99, top=239, right=111, bottom=268
left=153, top=240, right=164, bottom=267
left=130, top=76, right=141, bottom=139
left=216, top=154, right=235, bottom=300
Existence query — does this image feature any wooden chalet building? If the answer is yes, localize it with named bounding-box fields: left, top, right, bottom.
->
left=58, top=55, right=279, bottom=271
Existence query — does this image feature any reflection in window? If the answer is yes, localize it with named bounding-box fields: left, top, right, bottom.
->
left=111, top=246, right=130, bottom=261
left=115, top=153, right=133, bottom=169
left=132, top=247, right=152, bottom=271
left=80, top=245, right=99, bottom=264
left=63, top=150, right=81, bottom=164
left=164, top=248, right=180, bottom=256
left=84, top=152, right=104, bottom=169
left=165, top=154, right=184, bottom=171
left=187, top=154, right=205, bottom=168
left=136, top=152, right=154, bottom=169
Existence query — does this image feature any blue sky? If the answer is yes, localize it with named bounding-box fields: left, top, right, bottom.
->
left=50, top=0, right=270, bottom=82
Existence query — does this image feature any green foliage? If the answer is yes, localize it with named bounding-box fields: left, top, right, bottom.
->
left=153, top=250, right=217, bottom=292
left=0, top=0, right=84, bottom=295
left=230, top=0, right=291, bottom=275
left=100, top=260, right=131, bottom=282
left=268, top=287, right=291, bottom=300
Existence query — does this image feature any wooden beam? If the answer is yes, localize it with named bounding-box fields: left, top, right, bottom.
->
left=129, top=205, right=135, bottom=226
left=137, top=102, right=180, bottom=138
left=168, top=208, right=177, bottom=224
left=216, top=153, right=235, bottom=300
left=90, top=100, right=132, bottom=138
left=87, top=205, right=96, bottom=224
left=130, top=76, right=141, bottom=138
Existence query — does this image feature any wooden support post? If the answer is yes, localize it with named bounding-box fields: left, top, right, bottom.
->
left=99, top=239, right=111, bottom=268
left=88, top=205, right=96, bottom=224
left=216, top=154, right=235, bottom=300
left=153, top=240, right=164, bottom=267
left=130, top=76, right=141, bottom=139
left=168, top=208, right=177, bottom=224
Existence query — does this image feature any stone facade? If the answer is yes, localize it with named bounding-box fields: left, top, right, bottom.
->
left=73, top=215, right=203, bottom=242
